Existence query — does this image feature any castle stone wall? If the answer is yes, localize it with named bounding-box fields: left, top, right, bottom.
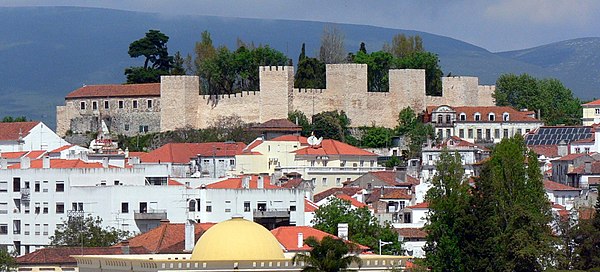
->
left=196, top=92, right=261, bottom=128
left=160, top=76, right=199, bottom=132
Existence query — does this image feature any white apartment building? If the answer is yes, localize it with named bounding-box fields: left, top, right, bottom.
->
left=428, top=105, right=543, bottom=144
left=0, top=122, right=69, bottom=152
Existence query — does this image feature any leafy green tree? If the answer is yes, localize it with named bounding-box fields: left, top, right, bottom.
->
left=124, top=30, right=174, bottom=83
left=383, top=34, right=424, bottom=58
left=295, top=43, right=326, bottom=89
left=396, top=51, right=443, bottom=96
left=312, top=198, right=402, bottom=254
left=395, top=107, right=435, bottom=158
left=359, top=126, right=393, bottom=148
left=572, top=198, right=600, bottom=270
left=494, top=73, right=582, bottom=125
left=353, top=50, right=395, bottom=92
left=194, top=30, right=218, bottom=94
left=424, top=149, right=472, bottom=271
left=288, top=110, right=312, bottom=137
left=312, top=111, right=351, bottom=142
left=1, top=116, right=28, bottom=122
left=319, top=25, right=346, bottom=64
left=385, top=155, right=402, bottom=169
left=292, top=236, right=362, bottom=272
left=0, top=249, right=15, bottom=272
left=49, top=215, right=130, bottom=247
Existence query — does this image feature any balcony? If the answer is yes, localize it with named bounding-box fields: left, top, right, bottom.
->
left=253, top=209, right=290, bottom=219
left=20, top=188, right=30, bottom=202
left=277, top=166, right=385, bottom=175
left=134, top=209, right=167, bottom=220
left=474, top=138, right=495, bottom=144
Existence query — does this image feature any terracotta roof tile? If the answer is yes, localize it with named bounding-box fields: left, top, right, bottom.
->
left=0, top=151, right=28, bottom=159
left=270, top=226, right=369, bottom=252
left=25, top=150, right=47, bottom=159
left=366, top=188, right=411, bottom=203
left=381, top=189, right=412, bottom=200
left=242, top=138, right=264, bottom=155
left=205, top=175, right=279, bottom=189
left=569, top=161, right=600, bottom=174
left=367, top=171, right=420, bottom=186
left=281, top=177, right=305, bottom=188
left=529, top=145, right=559, bottom=158
left=396, top=228, right=427, bottom=239
left=49, top=145, right=75, bottom=153
left=406, top=202, right=429, bottom=209
left=252, top=119, right=302, bottom=131
left=16, top=247, right=150, bottom=264
left=8, top=159, right=111, bottom=169
left=65, top=83, right=160, bottom=99
left=140, top=142, right=246, bottom=164
left=552, top=203, right=566, bottom=210
left=305, top=199, right=319, bottom=212
left=168, top=179, right=184, bottom=186
left=118, top=222, right=216, bottom=254
left=314, top=187, right=363, bottom=203
left=270, top=135, right=309, bottom=144
left=336, top=194, right=367, bottom=208
left=555, top=153, right=590, bottom=161
left=0, top=121, right=39, bottom=141
left=583, top=99, right=600, bottom=106
left=435, top=136, right=490, bottom=151
left=544, top=180, right=580, bottom=191
left=294, top=139, right=377, bottom=156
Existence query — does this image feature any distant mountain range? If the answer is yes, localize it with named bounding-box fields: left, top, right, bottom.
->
left=1, top=6, right=599, bottom=129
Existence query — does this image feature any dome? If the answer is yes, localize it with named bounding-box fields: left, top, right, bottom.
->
left=190, top=217, right=285, bottom=261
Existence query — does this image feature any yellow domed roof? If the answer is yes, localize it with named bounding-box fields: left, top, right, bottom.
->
left=190, top=217, right=285, bottom=261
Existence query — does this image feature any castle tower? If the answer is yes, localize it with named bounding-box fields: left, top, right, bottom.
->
left=259, top=66, right=294, bottom=122
left=160, top=76, right=200, bottom=132
left=389, top=69, right=427, bottom=114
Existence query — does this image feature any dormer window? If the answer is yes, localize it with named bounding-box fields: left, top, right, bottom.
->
left=503, top=112, right=510, bottom=121
left=459, top=113, right=466, bottom=121
left=474, top=113, right=481, bottom=121
left=488, top=113, right=495, bottom=121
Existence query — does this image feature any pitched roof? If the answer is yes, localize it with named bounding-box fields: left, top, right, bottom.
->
left=205, top=175, right=280, bottom=189
left=427, top=106, right=540, bottom=122
left=366, top=171, right=420, bottom=187
left=434, top=136, right=490, bottom=151
left=168, top=179, right=185, bottom=186
left=241, top=138, right=264, bottom=155
left=0, top=121, right=39, bottom=141
left=49, top=145, right=75, bottom=153
left=555, top=153, right=590, bottom=161
left=8, top=159, right=110, bottom=169
left=0, top=151, right=28, bottom=159
left=396, top=228, right=427, bottom=239
left=583, top=99, right=600, bottom=106
left=25, top=150, right=47, bottom=159
left=252, top=119, right=302, bottom=131
left=365, top=188, right=411, bottom=203
left=543, top=180, right=580, bottom=191
left=406, top=202, right=429, bottom=209
left=16, top=247, right=150, bottom=264
left=305, top=199, right=319, bottom=212
left=313, top=187, right=363, bottom=203
left=569, top=161, right=600, bottom=175
left=140, top=142, right=246, bottom=163
left=117, top=222, right=216, bottom=254
left=529, top=145, right=559, bottom=158
left=270, top=226, right=369, bottom=252
left=270, top=135, right=309, bottom=144
left=294, top=139, right=377, bottom=156
left=381, top=189, right=412, bottom=200
left=280, top=177, right=305, bottom=188
left=65, top=83, right=160, bottom=99
left=336, top=194, right=367, bottom=208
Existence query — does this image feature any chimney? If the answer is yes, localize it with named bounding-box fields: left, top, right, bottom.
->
left=242, top=176, right=250, bottom=189
left=184, top=220, right=195, bottom=252
left=257, top=176, right=264, bottom=189
left=20, top=157, right=30, bottom=169
left=337, top=223, right=348, bottom=240
left=121, top=240, right=130, bottom=254
left=160, top=219, right=170, bottom=225
left=42, top=156, right=50, bottom=169
left=585, top=161, right=592, bottom=174
left=557, top=140, right=568, bottom=157
left=297, top=232, right=304, bottom=248
left=102, top=157, right=109, bottom=168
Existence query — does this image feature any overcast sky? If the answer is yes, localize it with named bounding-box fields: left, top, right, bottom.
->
left=3, top=0, right=600, bottom=52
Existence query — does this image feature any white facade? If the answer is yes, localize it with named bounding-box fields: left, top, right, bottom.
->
left=0, top=122, right=69, bottom=152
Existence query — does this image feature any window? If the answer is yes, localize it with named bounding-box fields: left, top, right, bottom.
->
left=360, top=160, right=364, bottom=167
left=437, top=129, right=443, bottom=139
left=42, top=180, right=48, bottom=192
left=525, top=129, right=530, bottom=133
left=474, top=113, right=481, bottom=121
left=575, top=147, right=581, bottom=153
left=311, top=160, right=315, bottom=167
left=225, top=208, right=231, bottom=213
left=55, top=181, right=64, bottom=192
left=188, top=200, right=196, bottom=212
left=244, top=202, right=251, bottom=212
left=147, top=99, right=153, bottom=108
left=24, top=224, right=30, bottom=235
left=139, top=125, right=149, bottom=133
left=495, top=129, right=500, bottom=139
left=42, top=202, right=48, bottom=214
left=459, top=129, right=464, bottom=138
left=468, top=129, right=473, bottom=139
left=118, top=100, right=124, bottom=109
left=0, top=224, right=7, bottom=235
left=459, top=113, right=466, bottom=121
left=446, top=115, right=451, bottom=123
left=489, top=113, right=495, bottom=121
left=13, top=178, right=20, bottom=192
left=104, top=100, right=109, bottom=109
left=0, top=203, right=7, bottom=214
left=485, top=129, right=491, bottom=139
left=34, top=203, right=40, bottom=214
left=322, top=178, right=327, bottom=186
left=34, top=181, right=40, bottom=192
left=336, top=178, right=341, bottom=185
left=124, top=124, right=129, bottom=131
left=206, top=201, right=212, bottom=212
left=92, top=101, right=97, bottom=110
left=0, top=181, right=6, bottom=192
left=503, top=129, right=509, bottom=138
left=23, top=202, right=29, bottom=214
left=290, top=205, right=296, bottom=211
left=121, top=202, right=129, bottom=213
left=476, top=129, right=482, bottom=139
left=503, top=113, right=510, bottom=121
left=341, top=160, right=346, bottom=167
left=55, top=203, right=64, bottom=214
left=446, top=129, right=451, bottom=138
left=230, top=159, right=235, bottom=166
left=72, top=202, right=84, bottom=211
left=585, top=147, right=590, bottom=153
left=257, top=203, right=267, bottom=211
left=437, top=115, right=442, bottom=123
left=34, top=224, right=40, bottom=235
left=596, top=108, right=600, bottom=115
left=13, top=199, right=20, bottom=213
left=80, top=101, right=86, bottom=110
left=43, top=224, right=48, bottom=235
left=132, top=100, right=138, bottom=109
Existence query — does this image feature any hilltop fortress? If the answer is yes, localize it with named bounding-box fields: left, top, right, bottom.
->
left=57, top=64, right=495, bottom=136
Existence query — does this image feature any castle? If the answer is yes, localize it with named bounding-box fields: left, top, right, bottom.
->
left=57, top=64, right=495, bottom=137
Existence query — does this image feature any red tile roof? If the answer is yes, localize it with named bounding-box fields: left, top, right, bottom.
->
left=0, top=151, right=27, bottom=159
left=25, top=150, right=47, bottom=159
left=168, top=179, right=184, bottom=186
left=436, top=136, right=489, bottom=151
left=336, top=194, right=367, bottom=208
left=552, top=203, right=566, bottom=210
left=140, top=142, right=246, bottom=163
left=365, top=188, right=411, bottom=203
left=569, top=161, right=600, bottom=175
left=270, top=226, right=369, bottom=252
left=117, top=222, right=216, bottom=254
left=241, top=138, right=264, bottom=155
left=8, top=159, right=111, bottom=169
left=396, top=228, right=427, bottom=239
left=555, top=153, right=590, bottom=161
left=428, top=106, right=540, bottom=123
left=270, top=135, right=309, bottom=144
left=128, top=151, right=147, bottom=157
left=205, top=175, right=280, bottom=189
left=294, top=139, right=377, bottom=156
left=583, top=99, right=600, bottom=106
left=406, top=202, right=429, bottom=209
left=367, top=171, right=420, bottom=187
left=281, top=177, right=305, bottom=188
left=314, top=187, right=363, bottom=203
left=0, top=121, right=39, bottom=141
left=381, top=189, right=412, bottom=200
left=544, top=180, right=580, bottom=191
left=529, top=145, right=559, bottom=158
left=305, top=199, right=319, bottom=212
left=49, top=145, right=75, bottom=153
left=16, top=247, right=150, bottom=264
left=252, top=119, right=302, bottom=131
left=65, top=83, right=160, bottom=99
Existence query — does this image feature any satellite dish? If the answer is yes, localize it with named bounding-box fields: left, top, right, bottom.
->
left=307, top=135, right=323, bottom=147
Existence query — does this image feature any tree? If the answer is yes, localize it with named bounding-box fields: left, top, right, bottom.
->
left=312, top=198, right=402, bottom=254
left=295, top=43, right=326, bottom=89
left=194, top=30, right=218, bottom=94
left=0, top=249, right=15, bottom=272
left=1, top=116, right=28, bottom=122
left=49, top=215, right=130, bottom=247
left=319, top=25, right=346, bottom=64
left=353, top=50, right=395, bottom=92
left=395, top=107, right=435, bottom=158
left=359, top=126, right=393, bottom=148
left=572, top=198, right=600, bottom=270
left=292, top=236, right=362, bottom=272
left=312, top=111, right=351, bottom=142
left=494, top=74, right=582, bottom=125
left=288, top=110, right=312, bottom=137
left=396, top=51, right=443, bottom=96
left=383, top=34, right=424, bottom=58
left=424, top=149, right=472, bottom=271
left=171, top=51, right=187, bottom=75
left=124, top=29, right=174, bottom=83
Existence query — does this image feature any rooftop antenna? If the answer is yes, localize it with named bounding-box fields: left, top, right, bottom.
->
left=307, top=132, right=323, bottom=147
